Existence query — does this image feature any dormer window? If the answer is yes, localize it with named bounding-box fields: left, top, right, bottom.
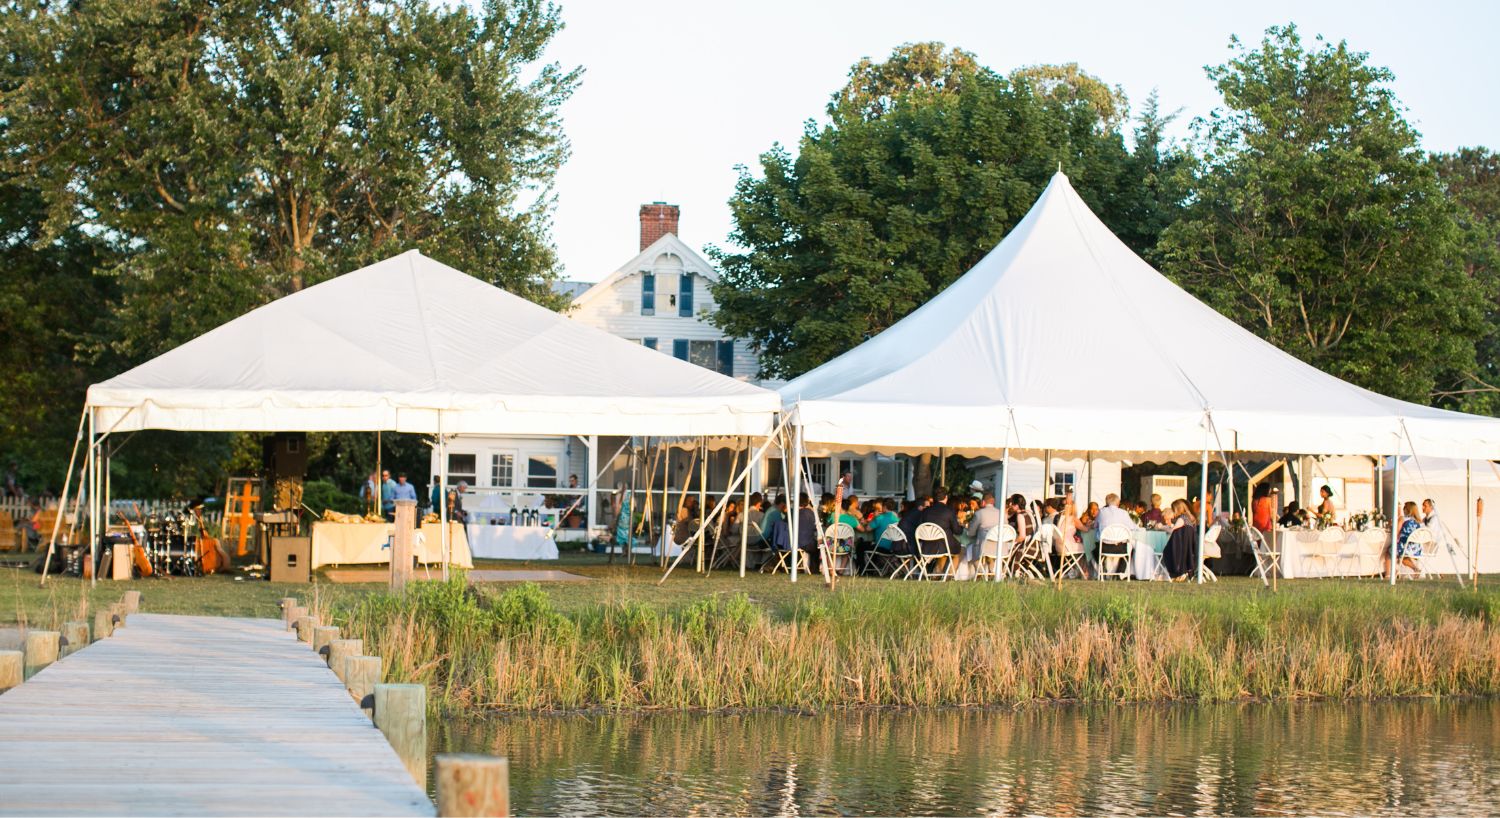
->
left=678, top=273, right=694, bottom=317
left=640, top=272, right=655, bottom=315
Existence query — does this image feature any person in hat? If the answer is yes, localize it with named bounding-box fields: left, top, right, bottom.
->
left=968, top=479, right=984, bottom=499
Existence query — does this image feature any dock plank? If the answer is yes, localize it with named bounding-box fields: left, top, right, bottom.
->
left=0, top=613, right=433, bottom=817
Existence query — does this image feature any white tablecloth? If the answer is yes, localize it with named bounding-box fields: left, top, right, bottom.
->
left=1275, top=529, right=1387, bottom=578
left=1083, top=529, right=1170, bottom=580
left=466, top=524, right=559, bottom=560
left=310, top=521, right=473, bottom=569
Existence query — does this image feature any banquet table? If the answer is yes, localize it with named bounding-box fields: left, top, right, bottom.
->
left=310, top=521, right=473, bottom=569
left=1081, top=529, right=1171, bottom=580
left=1275, top=528, right=1387, bottom=578
left=466, top=523, right=559, bottom=560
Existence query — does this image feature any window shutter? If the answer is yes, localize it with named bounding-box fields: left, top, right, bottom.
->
left=678, top=273, right=693, bottom=317
left=672, top=339, right=689, bottom=360
left=643, top=337, right=657, bottom=351
left=641, top=273, right=655, bottom=315
left=717, top=340, right=734, bottom=376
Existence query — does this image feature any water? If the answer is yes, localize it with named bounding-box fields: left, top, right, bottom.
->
left=432, top=700, right=1500, bottom=816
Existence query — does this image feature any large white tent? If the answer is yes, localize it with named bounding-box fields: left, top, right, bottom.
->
left=65, top=250, right=780, bottom=582
left=87, top=250, right=780, bottom=437
left=780, top=172, right=1500, bottom=461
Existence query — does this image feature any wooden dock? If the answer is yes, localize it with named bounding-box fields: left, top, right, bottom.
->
left=0, top=613, right=435, bottom=817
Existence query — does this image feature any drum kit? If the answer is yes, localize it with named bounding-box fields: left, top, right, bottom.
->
left=56, top=509, right=207, bottom=578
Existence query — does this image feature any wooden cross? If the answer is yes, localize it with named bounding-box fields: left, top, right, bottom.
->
left=230, top=482, right=259, bottom=557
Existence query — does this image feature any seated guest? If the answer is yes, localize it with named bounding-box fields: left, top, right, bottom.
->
left=671, top=504, right=698, bottom=546
left=900, top=494, right=930, bottom=545
left=1276, top=501, right=1305, bottom=528
left=1080, top=501, right=1099, bottom=530
left=797, top=494, right=821, bottom=572
left=1384, top=501, right=1424, bottom=578
left=719, top=499, right=742, bottom=545
left=964, top=493, right=1002, bottom=563
left=762, top=496, right=785, bottom=542
left=1141, top=494, right=1166, bottom=527
left=747, top=493, right=766, bottom=541
left=917, top=489, right=964, bottom=569
left=1164, top=499, right=1198, bottom=579
left=869, top=499, right=902, bottom=550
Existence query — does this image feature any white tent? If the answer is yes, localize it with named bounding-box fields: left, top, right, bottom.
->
left=1384, top=456, right=1500, bottom=575
left=780, top=172, right=1500, bottom=461
left=87, top=250, right=780, bottom=436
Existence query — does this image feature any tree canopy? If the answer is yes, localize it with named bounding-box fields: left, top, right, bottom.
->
left=1157, top=25, right=1488, bottom=405
left=0, top=0, right=578, bottom=495
left=710, top=42, right=1181, bottom=379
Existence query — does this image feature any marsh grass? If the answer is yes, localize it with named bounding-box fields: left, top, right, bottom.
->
left=324, top=573, right=1500, bottom=713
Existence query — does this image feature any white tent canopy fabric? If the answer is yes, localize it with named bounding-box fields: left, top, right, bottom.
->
left=781, top=172, right=1500, bottom=460
left=87, top=250, right=779, bottom=436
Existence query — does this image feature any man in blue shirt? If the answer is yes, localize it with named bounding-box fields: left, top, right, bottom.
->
left=380, top=470, right=397, bottom=521
left=392, top=473, right=418, bottom=505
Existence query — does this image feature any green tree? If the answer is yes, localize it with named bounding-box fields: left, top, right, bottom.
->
left=1157, top=25, right=1486, bottom=404
left=709, top=43, right=1173, bottom=380
left=1, top=0, right=579, bottom=363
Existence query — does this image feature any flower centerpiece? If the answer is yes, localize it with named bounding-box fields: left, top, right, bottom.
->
left=1348, top=511, right=1370, bottom=531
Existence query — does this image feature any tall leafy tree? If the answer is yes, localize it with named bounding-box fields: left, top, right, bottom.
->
left=1430, top=148, right=1500, bottom=412
left=1, top=0, right=579, bottom=362
left=1157, top=25, right=1485, bottom=405
left=710, top=43, right=1174, bottom=380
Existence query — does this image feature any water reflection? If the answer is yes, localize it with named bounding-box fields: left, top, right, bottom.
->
left=432, top=699, right=1500, bottom=816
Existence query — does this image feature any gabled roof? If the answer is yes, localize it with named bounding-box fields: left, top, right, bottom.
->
left=87, top=250, right=779, bottom=436
left=782, top=172, right=1500, bottom=459
left=570, top=233, right=719, bottom=309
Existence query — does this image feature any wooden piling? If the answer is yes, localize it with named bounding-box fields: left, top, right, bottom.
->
left=285, top=605, right=307, bottom=632
left=108, top=602, right=126, bottom=628
left=60, top=621, right=89, bottom=658
left=93, top=610, right=113, bottom=640
left=121, top=590, right=141, bottom=614
left=327, top=639, right=362, bottom=682
left=435, top=754, right=510, bottom=817
left=279, top=598, right=298, bottom=626
left=294, top=615, right=318, bottom=643
left=374, top=683, right=426, bottom=785
left=312, top=626, right=340, bottom=657
left=0, top=650, right=20, bottom=691
left=22, top=631, right=59, bottom=680
left=391, top=499, right=416, bottom=591
left=345, top=655, right=382, bottom=717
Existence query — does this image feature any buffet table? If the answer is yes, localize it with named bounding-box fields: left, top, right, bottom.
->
left=310, top=521, right=473, bottom=569
left=465, top=524, right=559, bottom=560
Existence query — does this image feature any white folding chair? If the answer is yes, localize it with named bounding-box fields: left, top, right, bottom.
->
left=1201, top=524, right=1222, bottom=582
left=1314, top=527, right=1346, bottom=579
left=973, top=524, right=1015, bottom=580
left=1043, top=522, right=1084, bottom=579
left=1403, top=527, right=1435, bottom=579
left=822, top=522, right=857, bottom=576
left=913, top=522, right=952, bottom=581
left=1098, top=524, right=1132, bottom=580
left=1249, top=528, right=1280, bottom=584
left=1014, top=532, right=1050, bottom=581
left=1340, top=529, right=1379, bottom=577
left=874, top=527, right=912, bottom=579
left=1296, top=530, right=1325, bottom=578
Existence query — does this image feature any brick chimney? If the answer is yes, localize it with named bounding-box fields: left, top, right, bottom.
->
left=639, top=202, right=680, bottom=250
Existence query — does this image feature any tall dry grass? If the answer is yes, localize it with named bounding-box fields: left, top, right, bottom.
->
left=325, top=575, right=1500, bottom=712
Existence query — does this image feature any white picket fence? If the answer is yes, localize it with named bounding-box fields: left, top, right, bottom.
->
left=1, top=497, right=224, bottom=529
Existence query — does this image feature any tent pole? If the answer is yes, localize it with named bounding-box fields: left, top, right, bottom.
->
left=939, top=447, right=946, bottom=493
left=1466, top=460, right=1473, bottom=582
left=40, top=407, right=87, bottom=587
left=790, top=420, right=802, bottom=583
left=1197, top=418, right=1209, bottom=584
left=87, top=411, right=96, bottom=584
left=1086, top=453, right=1093, bottom=506
left=376, top=430, right=382, bottom=518
left=1389, top=432, right=1401, bottom=586
left=697, top=437, right=707, bottom=573
left=586, top=434, right=599, bottom=534
left=997, top=443, right=1010, bottom=583
left=438, top=413, right=449, bottom=581
left=741, top=435, right=752, bottom=578
left=658, top=442, right=671, bottom=569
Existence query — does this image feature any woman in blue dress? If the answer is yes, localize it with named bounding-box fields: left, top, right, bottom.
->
left=1384, top=501, right=1424, bottom=578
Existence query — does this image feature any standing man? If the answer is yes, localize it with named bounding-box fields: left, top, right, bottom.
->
left=391, top=473, right=418, bottom=506
left=360, top=471, right=378, bottom=513
left=380, top=469, right=397, bottom=522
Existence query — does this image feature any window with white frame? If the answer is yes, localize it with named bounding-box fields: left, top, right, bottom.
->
left=490, top=453, right=515, bottom=487
left=836, top=457, right=862, bottom=493
left=1050, top=471, right=1077, bottom=498
left=806, top=460, right=830, bottom=494
left=527, top=455, right=559, bottom=488
left=447, top=454, right=477, bottom=487
left=875, top=456, right=907, bottom=495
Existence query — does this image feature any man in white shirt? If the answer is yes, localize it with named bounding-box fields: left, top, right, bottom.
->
left=1422, top=499, right=1450, bottom=546
left=1094, top=493, right=1136, bottom=575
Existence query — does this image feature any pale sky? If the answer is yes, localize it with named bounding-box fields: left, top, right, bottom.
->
left=537, top=0, right=1500, bottom=282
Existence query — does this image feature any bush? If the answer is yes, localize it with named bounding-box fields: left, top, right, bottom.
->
left=302, top=478, right=362, bottom=514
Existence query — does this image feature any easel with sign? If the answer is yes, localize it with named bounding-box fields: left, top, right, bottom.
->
left=223, top=477, right=261, bottom=564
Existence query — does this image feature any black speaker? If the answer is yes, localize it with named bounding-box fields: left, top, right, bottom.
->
left=263, top=432, right=308, bottom=477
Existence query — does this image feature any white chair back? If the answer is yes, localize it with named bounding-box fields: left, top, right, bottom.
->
left=1318, top=526, right=1345, bottom=543
left=827, top=522, right=855, bottom=542
left=1359, top=528, right=1389, bottom=549
left=1406, top=527, right=1435, bottom=546
left=1100, top=524, right=1131, bottom=545
left=914, top=522, right=948, bottom=556
left=1036, top=522, right=1066, bottom=555
left=1204, top=524, right=1222, bottom=543
left=877, top=526, right=907, bottom=550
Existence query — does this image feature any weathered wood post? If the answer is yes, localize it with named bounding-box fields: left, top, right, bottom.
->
left=0, top=651, right=21, bottom=691
left=285, top=605, right=307, bottom=632
left=327, top=639, right=362, bottom=683
left=23, top=630, right=60, bottom=679
left=279, top=597, right=298, bottom=626
left=345, top=655, right=382, bottom=717
left=294, top=615, right=318, bottom=643
left=109, top=602, right=127, bottom=628
left=374, top=683, right=426, bottom=785
left=60, top=621, right=90, bottom=658
left=435, top=754, right=511, bottom=817
left=121, top=589, right=141, bottom=614
left=93, top=610, right=114, bottom=640
left=311, top=625, right=340, bottom=657
left=391, top=499, right=417, bottom=591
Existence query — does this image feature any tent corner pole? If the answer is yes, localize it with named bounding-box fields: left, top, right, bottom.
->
left=437, top=416, right=448, bottom=584
left=740, top=435, right=752, bottom=578
left=1196, top=418, right=1209, bottom=585
left=1389, top=432, right=1401, bottom=586
left=790, top=420, right=802, bottom=583
left=41, top=406, right=88, bottom=587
